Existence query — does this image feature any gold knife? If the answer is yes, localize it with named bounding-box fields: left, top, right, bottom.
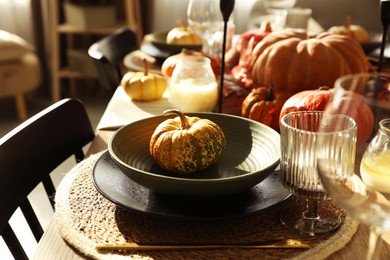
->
left=96, top=239, right=310, bottom=251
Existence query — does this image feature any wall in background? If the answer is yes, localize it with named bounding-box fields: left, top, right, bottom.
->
left=143, top=0, right=382, bottom=34
left=0, top=0, right=34, bottom=43
left=143, top=0, right=258, bottom=34
left=296, top=0, right=381, bottom=32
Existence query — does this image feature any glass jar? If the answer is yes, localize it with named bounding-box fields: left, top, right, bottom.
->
left=360, top=118, right=390, bottom=194
left=169, top=56, right=218, bottom=112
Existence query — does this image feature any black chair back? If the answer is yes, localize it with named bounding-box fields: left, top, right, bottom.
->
left=88, top=28, right=138, bottom=94
left=0, top=98, right=95, bottom=259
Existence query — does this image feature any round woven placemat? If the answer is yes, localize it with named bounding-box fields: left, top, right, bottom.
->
left=55, top=152, right=359, bottom=260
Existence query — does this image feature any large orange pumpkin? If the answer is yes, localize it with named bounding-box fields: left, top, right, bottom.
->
left=279, top=87, right=374, bottom=144
left=250, top=31, right=368, bottom=96
left=242, top=86, right=290, bottom=131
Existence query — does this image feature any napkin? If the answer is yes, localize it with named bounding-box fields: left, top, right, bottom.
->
left=96, top=87, right=171, bottom=130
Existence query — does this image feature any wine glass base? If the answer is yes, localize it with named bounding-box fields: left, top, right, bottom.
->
left=279, top=196, right=342, bottom=236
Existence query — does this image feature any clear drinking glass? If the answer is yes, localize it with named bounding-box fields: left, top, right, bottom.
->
left=187, top=0, right=226, bottom=58
left=280, top=111, right=355, bottom=235
left=263, top=0, right=296, bottom=30
left=316, top=72, right=390, bottom=260
left=285, top=8, right=312, bottom=32
left=169, top=56, right=218, bottom=112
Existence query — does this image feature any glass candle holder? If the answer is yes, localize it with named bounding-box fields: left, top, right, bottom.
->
left=169, top=56, right=218, bottom=112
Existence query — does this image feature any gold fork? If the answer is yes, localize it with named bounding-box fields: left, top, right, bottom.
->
left=96, top=239, right=310, bottom=251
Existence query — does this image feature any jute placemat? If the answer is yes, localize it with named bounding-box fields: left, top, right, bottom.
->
left=54, top=152, right=359, bottom=260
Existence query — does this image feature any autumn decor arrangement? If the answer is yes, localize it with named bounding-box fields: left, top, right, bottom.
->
left=215, top=26, right=369, bottom=132
left=121, top=20, right=373, bottom=133
left=225, top=22, right=273, bottom=88
left=121, top=59, right=167, bottom=101
left=150, top=110, right=226, bottom=174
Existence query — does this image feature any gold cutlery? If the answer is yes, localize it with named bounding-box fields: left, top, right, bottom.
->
left=96, top=239, right=310, bottom=251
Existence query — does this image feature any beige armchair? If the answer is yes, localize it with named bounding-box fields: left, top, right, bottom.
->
left=0, top=30, right=41, bottom=121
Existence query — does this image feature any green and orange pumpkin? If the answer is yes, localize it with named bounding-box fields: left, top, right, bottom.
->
left=150, top=109, right=226, bottom=174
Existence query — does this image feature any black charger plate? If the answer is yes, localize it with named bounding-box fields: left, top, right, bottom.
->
left=92, top=151, right=291, bottom=221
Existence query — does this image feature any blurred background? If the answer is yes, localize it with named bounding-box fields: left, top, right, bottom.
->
left=0, top=0, right=384, bottom=259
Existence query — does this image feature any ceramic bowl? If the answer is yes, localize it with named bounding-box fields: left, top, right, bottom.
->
left=108, top=113, right=280, bottom=198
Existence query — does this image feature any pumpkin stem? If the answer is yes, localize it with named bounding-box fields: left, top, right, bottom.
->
left=343, top=15, right=352, bottom=29
left=142, top=58, right=149, bottom=75
left=163, top=109, right=191, bottom=130
left=177, top=19, right=188, bottom=30
left=260, top=21, right=272, bottom=33
left=318, top=86, right=330, bottom=91
left=267, top=83, right=273, bottom=101
left=181, top=48, right=195, bottom=56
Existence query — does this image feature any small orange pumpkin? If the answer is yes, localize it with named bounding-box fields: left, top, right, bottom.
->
left=241, top=86, right=290, bottom=131
left=279, top=87, right=332, bottom=118
left=279, top=87, right=374, bottom=144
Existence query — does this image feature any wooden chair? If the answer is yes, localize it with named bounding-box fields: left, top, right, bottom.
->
left=0, top=98, right=95, bottom=259
left=88, top=28, right=138, bottom=94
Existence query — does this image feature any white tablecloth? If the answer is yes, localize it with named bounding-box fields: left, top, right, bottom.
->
left=96, top=87, right=171, bottom=130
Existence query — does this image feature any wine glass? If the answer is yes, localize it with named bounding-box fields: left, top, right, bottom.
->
left=186, top=0, right=224, bottom=58
left=316, top=72, right=390, bottom=260
left=279, top=111, right=348, bottom=235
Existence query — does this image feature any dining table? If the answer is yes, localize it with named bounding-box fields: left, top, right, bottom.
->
left=31, top=85, right=390, bottom=260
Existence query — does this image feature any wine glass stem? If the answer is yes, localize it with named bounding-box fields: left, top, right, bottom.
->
left=303, top=198, right=319, bottom=219
left=302, top=198, right=319, bottom=235
left=367, top=225, right=383, bottom=260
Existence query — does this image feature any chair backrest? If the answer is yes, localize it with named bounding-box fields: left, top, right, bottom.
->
left=88, top=28, right=139, bottom=94
left=0, top=98, right=95, bottom=260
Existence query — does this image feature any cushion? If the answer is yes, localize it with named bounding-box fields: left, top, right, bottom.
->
left=0, top=30, right=34, bottom=63
left=0, top=52, right=41, bottom=97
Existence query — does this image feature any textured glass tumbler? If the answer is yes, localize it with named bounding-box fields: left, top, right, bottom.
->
left=280, top=111, right=342, bottom=235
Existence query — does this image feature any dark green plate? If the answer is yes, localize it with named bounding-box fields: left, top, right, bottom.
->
left=108, top=113, right=281, bottom=198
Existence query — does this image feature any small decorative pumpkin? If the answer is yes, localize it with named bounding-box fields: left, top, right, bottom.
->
left=150, top=109, right=226, bottom=174
left=328, top=16, right=369, bottom=44
left=279, top=86, right=332, bottom=118
left=279, top=87, right=374, bottom=144
left=241, top=86, right=290, bottom=131
left=121, top=59, right=167, bottom=101
left=166, top=20, right=203, bottom=45
left=250, top=30, right=368, bottom=96
left=161, top=49, right=220, bottom=79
